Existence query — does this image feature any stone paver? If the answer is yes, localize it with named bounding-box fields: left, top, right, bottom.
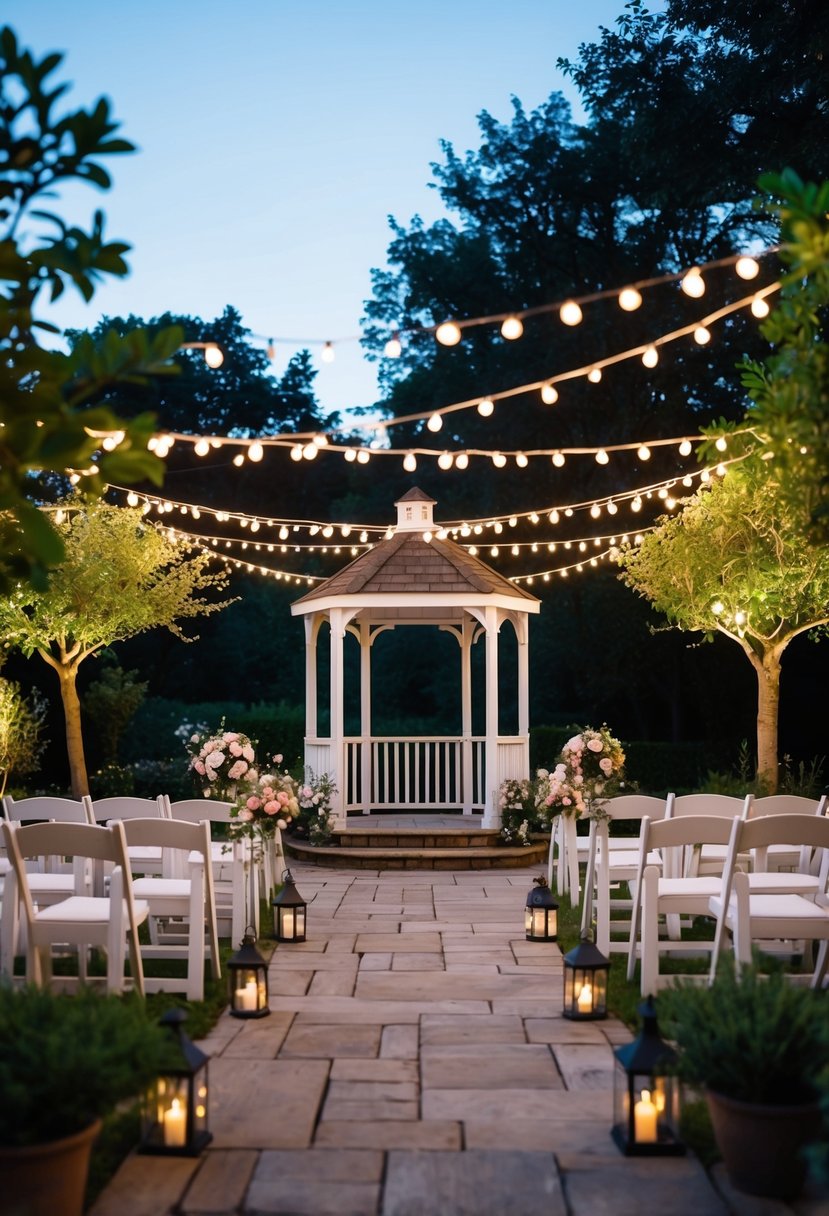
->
left=92, top=855, right=822, bottom=1216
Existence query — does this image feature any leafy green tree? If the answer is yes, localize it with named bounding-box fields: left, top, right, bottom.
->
left=0, top=501, right=235, bottom=795
left=0, top=26, right=181, bottom=590
left=618, top=462, right=829, bottom=790
left=0, top=666, right=47, bottom=796
left=82, top=654, right=147, bottom=767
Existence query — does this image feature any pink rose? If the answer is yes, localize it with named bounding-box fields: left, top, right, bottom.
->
left=246, top=796, right=261, bottom=811
left=301, top=786, right=313, bottom=799
left=237, top=808, right=253, bottom=822
left=264, top=800, right=280, bottom=815
left=587, top=738, right=603, bottom=753
left=565, top=735, right=583, bottom=752
left=206, top=751, right=224, bottom=769
left=276, top=818, right=287, bottom=829
left=562, top=796, right=572, bottom=806
left=228, top=760, right=248, bottom=779
left=277, top=790, right=290, bottom=805
left=193, top=759, right=206, bottom=775
left=262, top=786, right=274, bottom=800
left=229, top=740, right=243, bottom=756
left=274, top=754, right=283, bottom=764
left=223, top=732, right=239, bottom=742
left=242, top=744, right=255, bottom=762
left=202, top=740, right=216, bottom=755
left=599, top=757, right=613, bottom=775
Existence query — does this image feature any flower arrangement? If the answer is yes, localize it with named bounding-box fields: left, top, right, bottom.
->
left=538, top=724, right=626, bottom=821
left=232, top=762, right=298, bottom=837
left=186, top=725, right=257, bottom=801
left=292, top=771, right=337, bottom=845
left=498, top=774, right=556, bottom=844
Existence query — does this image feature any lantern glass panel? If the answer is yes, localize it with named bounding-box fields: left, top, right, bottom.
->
left=613, top=1064, right=682, bottom=1154
left=564, top=966, right=608, bottom=1018
left=277, top=904, right=306, bottom=941
left=525, top=905, right=557, bottom=940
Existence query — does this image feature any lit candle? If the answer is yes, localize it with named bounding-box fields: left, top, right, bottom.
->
left=577, top=982, right=593, bottom=1014
left=163, top=1097, right=187, bottom=1147
left=234, top=981, right=257, bottom=1011
left=281, top=909, right=295, bottom=938
left=634, top=1089, right=658, bottom=1144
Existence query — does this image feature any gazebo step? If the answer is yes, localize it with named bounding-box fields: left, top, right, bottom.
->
left=335, top=828, right=504, bottom=850
left=283, top=839, right=548, bottom=870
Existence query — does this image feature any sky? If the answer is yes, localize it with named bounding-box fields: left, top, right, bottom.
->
left=10, top=0, right=629, bottom=417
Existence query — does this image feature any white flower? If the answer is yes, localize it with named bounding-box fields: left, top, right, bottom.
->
left=205, top=751, right=225, bottom=770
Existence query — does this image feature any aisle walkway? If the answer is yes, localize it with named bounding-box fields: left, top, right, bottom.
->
left=92, top=863, right=823, bottom=1216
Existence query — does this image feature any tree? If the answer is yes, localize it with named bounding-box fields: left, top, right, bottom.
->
left=0, top=667, right=47, bottom=796
left=617, top=461, right=829, bottom=789
left=82, top=654, right=147, bottom=769
left=0, top=26, right=179, bottom=590
left=0, top=501, right=235, bottom=795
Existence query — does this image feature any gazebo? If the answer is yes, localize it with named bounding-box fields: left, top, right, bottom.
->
left=291, top=489, right=540, bottom=828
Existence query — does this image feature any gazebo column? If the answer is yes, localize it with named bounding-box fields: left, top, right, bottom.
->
left=360, top=620, right=372, bottom=815
left=461, top=615, right=474, bottom=815
left=517, top=615, right=530, bottom=741
left=483, top=605, right=500, bottom=828
left=328, top=606, right=347, bottom=828
left=303, top=615, right=319, bottom=739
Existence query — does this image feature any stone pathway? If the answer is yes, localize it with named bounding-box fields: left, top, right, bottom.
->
left=91, top=863, right=828, bottom=1216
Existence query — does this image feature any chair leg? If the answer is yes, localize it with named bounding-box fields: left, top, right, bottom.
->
left=186, top=869, right=206, bottom=1002
left=640, top=865, right=660, bottom=997
left=565, top=817, right=580, bottom=907
left=580, top=824, right=598, bottom=939
left=731, top=871, right=752, bottom=976
left=811, top=940, right=828, bottom=989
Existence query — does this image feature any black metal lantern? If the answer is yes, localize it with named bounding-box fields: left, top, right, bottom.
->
left=272, top=868, right=307, bottom=942
left=612, top=996, right=684, bottom=1156
left=140, top=1009, right=211, bottom=1156
left=228, top=928, right=270, bottom=1018
left=525, top=874, right=558, bottom=941
left=563, top=934, right=610, bottom=1020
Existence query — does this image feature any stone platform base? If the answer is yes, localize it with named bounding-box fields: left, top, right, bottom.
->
left=284, top=827, right=548, bottom=870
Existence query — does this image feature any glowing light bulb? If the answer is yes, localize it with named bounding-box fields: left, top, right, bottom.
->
left=384, top=332, right=402, bottom=358
left=637, top=445, right=651, bottom=461
left=735, top=256, right=760, bottom=280
left=248, top=441, right=264, bottom=462
left=344, top=448, right=357, bottom=462
left=559, top=299, right=583, bottom=326
left=204, top=343, right=224, bottom=368
left=618, top=287, right=642, bottom=311
left=194, top=438, right=210, bottom=457
left=455, top=453, right=469, bottom=469
left=302, top=443, right=318, bottom=460
left=679, top=439, right=693, bottom=456
left=680, top=268, right=705, bottom=298
left=642, top=345, right=659, bottom=369
left=427, top=413, right=443, bottom=433
left=233, top=453, right=245, bottom=467
left=551, top=451, right=565, bottom=468
left=491, top=452, right=507, bottom=468
left=631, top=497, right=642, bottom=512
left=587, top=367, right=602, bottom=384
left=751, top=295, right=770, bottom=318
left=590, top=504, right=601, bottom=519
left=694, top=326, right=711, bottom=345
left=435, top=321, right=462, bottom=346
left=595, top=449, right=609, bottom=465
left=540, top=383, right=559, bottom=405
left=500, top=315, right=524, bottom=340
left=607, top=500, right=618, bottom=515
left=473, top=399, right=494, bottom=420
left=715, top=436, right=728, bottom=452
left=126, top=492, right=139, bottom=507
left=549, top=510, right=560, bottom=525
left=356, top=449, right=370, bottom=464
left=403, top=453, right=417, bottom=472
left=437, top=452, right=454, bottom=470
left=711, top=600, right=724, bottom=615
left=321, top=341, right=335, bottom=363
left=734, top=610, right=746, bottom=626
left=515, top=453, right=528, bottom=468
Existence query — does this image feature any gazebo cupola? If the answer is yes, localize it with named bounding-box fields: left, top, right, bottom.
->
left=291, top=490, right=540, bottom=828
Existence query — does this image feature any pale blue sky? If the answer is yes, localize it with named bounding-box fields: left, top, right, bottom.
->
left=10, top=1, right=628, bottom=415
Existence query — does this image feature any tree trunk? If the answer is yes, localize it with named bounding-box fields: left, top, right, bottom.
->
left=58, top=663, right=89, bottom=797
left=755, top=651, right=782, bottom=794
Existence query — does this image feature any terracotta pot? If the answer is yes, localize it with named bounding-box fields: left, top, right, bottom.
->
left=0, top=1118, right=102, bottom=1216
left=706, top=1089, right=819, bottom=1200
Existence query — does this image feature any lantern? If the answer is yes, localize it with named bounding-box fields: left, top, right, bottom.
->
left=228, top=929, right=270, bottom=1018
left=525, top=875, right=558, bottom=941
left=140, top=1009, right=211, bottom=1156
left=612, top=996, right=684, bottom=1156
left=272, top=868, right=307, bottom=942
left=563, top=935, right=610, bottom=1020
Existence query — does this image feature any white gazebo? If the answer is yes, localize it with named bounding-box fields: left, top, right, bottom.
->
left=291, top=488, right=540, bottom=828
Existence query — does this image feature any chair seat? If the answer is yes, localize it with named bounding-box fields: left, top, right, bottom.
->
left=747, top=872, right=820, bottom=894
left=656, top=877, right=723, bottom=898
left=132, top=878, right=191, bottom=899
left=27, top=874, right=76, bottom=894
left=604, top=848, right=661, bottom=873
left=709, top=892, right=827, bottom=920
left=35, top=896, right=150, bottom=923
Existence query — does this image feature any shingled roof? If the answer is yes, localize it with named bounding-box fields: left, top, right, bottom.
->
left=293, top=529, right=538, bottom=607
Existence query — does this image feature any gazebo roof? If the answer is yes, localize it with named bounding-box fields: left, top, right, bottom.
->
left=292, top=493, right=539, bottom=616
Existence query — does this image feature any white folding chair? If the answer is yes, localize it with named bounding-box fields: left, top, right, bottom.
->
left=708, top=813, right=829, bottom=986
left=122, top=818, right=220, bottom=1001
left=748, top=794, right=828, bottom=871
left=1, top=819, right=148, bottom=994
left=547, top=815, right=593, bottom=907
left=167, top=798, right=259, bottom=943
left=1, top=795, right=94, bottom=971
left=580, top=795, right=670, bottom=957
left=668, top=793, right=754, bottom=877
left=86, top=795, right=171, bottom=879
left=627, top=812, right=749, bottom=995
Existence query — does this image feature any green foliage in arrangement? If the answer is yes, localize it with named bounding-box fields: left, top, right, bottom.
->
left=662, top=963, right=829, bottom=1107
left=0, top=985, right=165, bottom=1147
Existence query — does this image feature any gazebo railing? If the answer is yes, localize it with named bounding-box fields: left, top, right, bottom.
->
left=343, top=736, right=485, bottom=811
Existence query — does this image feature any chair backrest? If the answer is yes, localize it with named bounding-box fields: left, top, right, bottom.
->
left=120, top=818, right=215, bottom=898
left=2, top=795, right=92, bottom=824
left=749, top=794, right=828, bottom=818
left=602, top=795, right=669, bottom=823
left=639, top=813, right=740, bottom=880
left=668, top=793, right=753, bottom=819
left=166, top=798, right=234, bottom=825
left=2, top=819, right=136, bottom=926
left=87, top=795, right=169, bottom=823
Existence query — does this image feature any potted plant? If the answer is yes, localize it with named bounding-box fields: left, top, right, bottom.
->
left=663, top=963, right=828, bottom=1200
left=0, top=983, right=165, bottom=1216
